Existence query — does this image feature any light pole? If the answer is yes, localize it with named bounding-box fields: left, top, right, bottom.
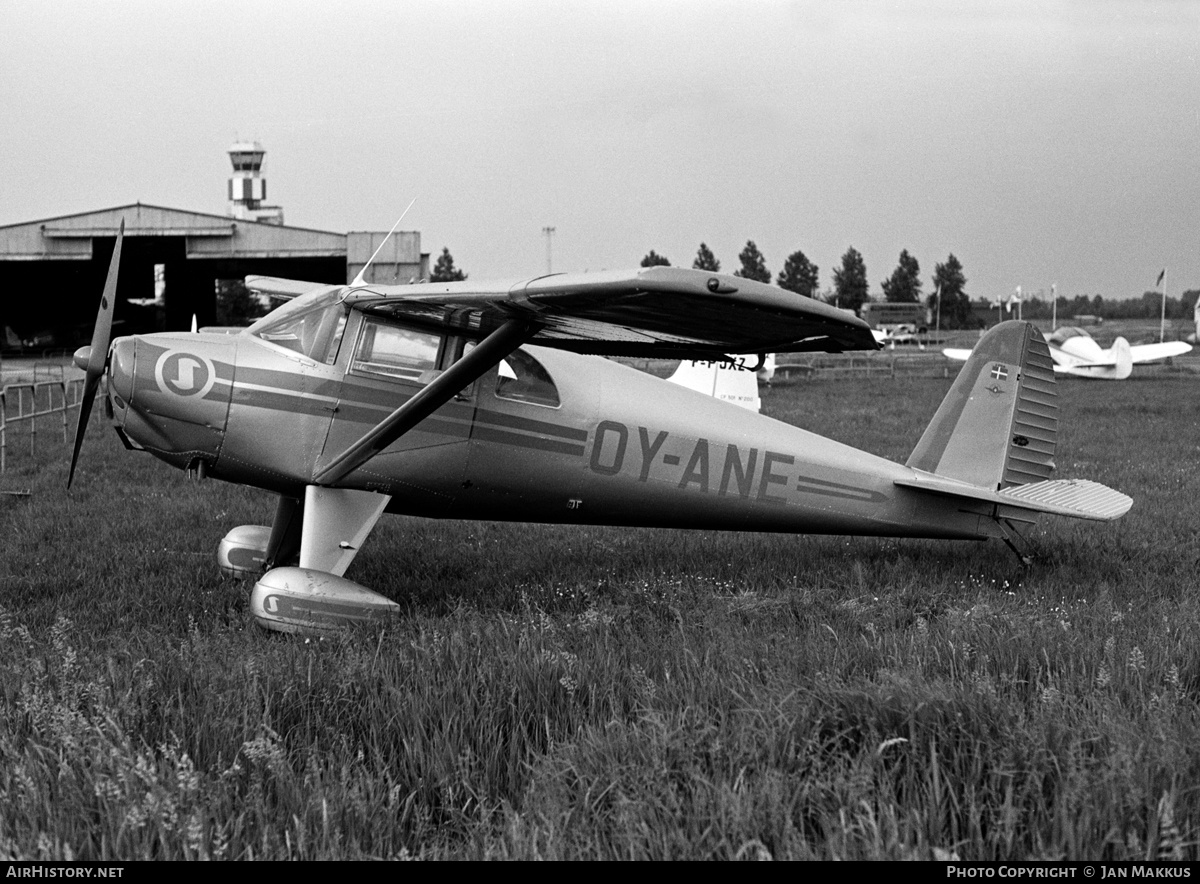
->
left=543, top=226, right=556, bottom=274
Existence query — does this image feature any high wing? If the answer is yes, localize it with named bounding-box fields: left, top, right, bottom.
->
left=246, top=276, right=338, bottom=301
left=342, top=266, right=879, bottom=358
left=1129, top=341, right=1192, bottom=363
left=304, top=266, right=876, bottom=486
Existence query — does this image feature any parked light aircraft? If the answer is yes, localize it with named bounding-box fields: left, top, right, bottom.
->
left=945, top=326, right=1192, bottom=380
left=69, top=222, right=1132, bottom=634
left=666, top=355, right=767, bottom=412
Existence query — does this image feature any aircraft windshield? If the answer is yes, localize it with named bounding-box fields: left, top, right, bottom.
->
left=249, top=291, right=348, bottom=364
left=1049, top=327, right=1089, bottom=344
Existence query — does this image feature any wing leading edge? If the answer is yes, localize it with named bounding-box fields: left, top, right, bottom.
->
left=1129, top=341, right=1192, bottom=363
left=342, top=266, right=879, bottom=357
left=246, top=276, right=340, bottom=301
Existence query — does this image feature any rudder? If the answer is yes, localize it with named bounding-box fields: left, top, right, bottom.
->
left=908, top=321, right=1057, bottom=490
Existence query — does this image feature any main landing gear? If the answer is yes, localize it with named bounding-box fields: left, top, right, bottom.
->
left=217, top=486, right=398, bottom=634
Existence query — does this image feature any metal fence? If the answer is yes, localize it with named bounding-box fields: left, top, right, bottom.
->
left=780, top=351, right=1200, bottom=381
left=0, top=378, right=85, bottom=474
left=630, top=351, right=1200, bottom=383
left=619, top=352, right=962, bottom=381
left=774, top=352, right=958, bottom=381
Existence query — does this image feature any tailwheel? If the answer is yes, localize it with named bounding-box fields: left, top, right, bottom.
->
left=250, top=567, right=400, bottom=634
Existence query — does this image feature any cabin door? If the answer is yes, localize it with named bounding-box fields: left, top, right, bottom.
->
left=317, top=313, right=477, bottom=513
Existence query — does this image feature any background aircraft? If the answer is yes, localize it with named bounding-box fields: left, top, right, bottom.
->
left=871, top=326, right=925, bottom=348
left=69, top=223, right=1131, bottom=635
left=945, top=325, right=1191, bottom=379
left=666, top=355, right=767, bottom=412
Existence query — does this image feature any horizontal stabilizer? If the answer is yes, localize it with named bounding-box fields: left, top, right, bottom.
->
left=896, top=473, right=1132, bottom=521
left=998, top=479, right=1132, bottom=520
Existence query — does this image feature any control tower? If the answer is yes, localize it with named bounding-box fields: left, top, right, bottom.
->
left=227, top=141, right=284, bottom=225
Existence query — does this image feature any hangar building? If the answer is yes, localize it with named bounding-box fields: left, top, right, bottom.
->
left=0, top=143, right=429, bottom=347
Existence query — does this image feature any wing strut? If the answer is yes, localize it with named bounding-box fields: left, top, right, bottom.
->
left=313, top=317, right=541, bottom=486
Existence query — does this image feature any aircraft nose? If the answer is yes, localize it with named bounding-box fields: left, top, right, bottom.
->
left=108, top=337, right=136, bottom=405
left=72, top=345, right=92, bottom=372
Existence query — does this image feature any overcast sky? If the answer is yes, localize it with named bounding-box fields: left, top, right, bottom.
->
left=3, top=0, right=1198, bottom=301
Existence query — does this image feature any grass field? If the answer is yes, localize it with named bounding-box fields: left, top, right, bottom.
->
left=0, top=368, right=1197, bottom=860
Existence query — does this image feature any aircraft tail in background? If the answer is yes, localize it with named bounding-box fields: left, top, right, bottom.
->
left=667, top=358, right=762, bottom=412
left=1108, top=337, right=1134, bottom=380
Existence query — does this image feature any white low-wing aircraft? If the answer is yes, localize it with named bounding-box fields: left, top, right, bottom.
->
left=945, top=326, right=1191, bottom=380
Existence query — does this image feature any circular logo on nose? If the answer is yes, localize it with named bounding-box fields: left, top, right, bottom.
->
left=154, top=351, right=216, bottom=398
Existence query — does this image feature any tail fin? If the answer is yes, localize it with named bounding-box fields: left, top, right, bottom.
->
left=667, top=359, right=762, bottom=412
left=1110, top=336, right=1133, bottom=380
left=901, top=321, right=1131, bottom=522
left=907, top=321, right=1056, bottom=490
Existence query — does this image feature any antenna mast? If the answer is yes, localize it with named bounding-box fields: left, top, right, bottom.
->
left=352, top=198, right=417, bottom=287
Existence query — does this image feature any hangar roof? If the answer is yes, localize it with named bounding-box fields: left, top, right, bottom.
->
left=0, top=202, right=349, bottom=261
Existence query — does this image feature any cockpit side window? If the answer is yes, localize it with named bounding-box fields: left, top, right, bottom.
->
left=352, top=318, right=443, bottom=382
left=495, top=348, right=560, bottom=407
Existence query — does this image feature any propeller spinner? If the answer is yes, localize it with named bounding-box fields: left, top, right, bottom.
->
left=67, top=219, right=123, bottom=488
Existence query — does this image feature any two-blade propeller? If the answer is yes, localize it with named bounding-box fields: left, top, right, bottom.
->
left=67, top=219, right=123, bottom=488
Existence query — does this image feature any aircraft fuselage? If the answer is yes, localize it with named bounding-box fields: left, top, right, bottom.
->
left=104, top=307, right=1003, bottom=544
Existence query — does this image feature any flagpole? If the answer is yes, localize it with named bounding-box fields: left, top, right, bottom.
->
left=1160, top=268, right=1167, bottom=343
left=1051, top=283, right=1057, bottom=331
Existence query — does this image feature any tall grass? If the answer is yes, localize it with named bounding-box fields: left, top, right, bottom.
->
left=0, top=371, right=1197, bottom=859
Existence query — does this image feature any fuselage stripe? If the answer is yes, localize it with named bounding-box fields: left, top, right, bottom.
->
left=474, top=407, right=589, bottom=441
left=470, top=425, right=586, bottom=456
left=223, top=376, right=586, bottom=447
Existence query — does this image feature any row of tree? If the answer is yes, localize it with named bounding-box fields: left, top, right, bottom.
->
left=998, top=289, right=1199, bottom=322
left=433, top=241, right=1199, bottom=330
left=641, top=243, right=973, bottom=328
